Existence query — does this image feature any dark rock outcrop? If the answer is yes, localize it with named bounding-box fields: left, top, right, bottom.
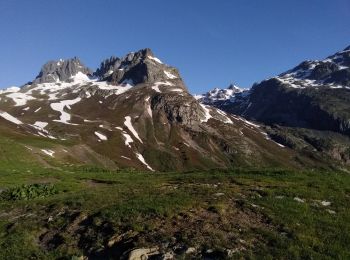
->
left=201, top=45, right=350, bottom=136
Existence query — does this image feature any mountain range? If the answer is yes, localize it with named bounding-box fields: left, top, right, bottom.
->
left=0, top=46, right=349, bottom=171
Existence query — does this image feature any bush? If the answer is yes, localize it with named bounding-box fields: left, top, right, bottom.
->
left=0, top=184, right=58, bottom=201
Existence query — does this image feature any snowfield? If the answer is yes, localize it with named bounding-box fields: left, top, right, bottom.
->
left=6, top=92, right=36, bottom=106
left=50, top=98, right=81, bottom=125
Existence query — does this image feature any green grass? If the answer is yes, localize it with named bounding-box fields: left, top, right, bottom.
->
left=0, top=167, right=349, bottom=259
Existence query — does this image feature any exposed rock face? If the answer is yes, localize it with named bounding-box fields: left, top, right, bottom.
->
left=94, top=56, right=121, bottom=79
left=33, top=57, right=92, bottom=84
left=95, top=48, right=184, bottom=89
left=151, top=93, right=204, bottom=125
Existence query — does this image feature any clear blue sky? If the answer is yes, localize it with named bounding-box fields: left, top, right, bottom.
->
left=0, top=0, right=349, bottom=93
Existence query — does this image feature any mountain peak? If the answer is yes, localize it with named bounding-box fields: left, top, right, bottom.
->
left=33, top=57, right=92, bottom=84
left=195, top=84, right=247, bottom=103
left=227, top=83, right=242, bottom=91
left=95, top=48, right=182, bottom=88
left=276, top=45, right=350, bottom=88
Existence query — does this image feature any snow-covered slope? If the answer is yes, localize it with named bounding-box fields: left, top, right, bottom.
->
left=274, top=46, right=350, bottom=89
left=195, top=84, right=249, bottom=103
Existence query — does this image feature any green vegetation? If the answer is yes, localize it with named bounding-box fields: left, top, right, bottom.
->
left=0, top=166, right=349, bottom=259
left=1, top=184, right=58, bottom=201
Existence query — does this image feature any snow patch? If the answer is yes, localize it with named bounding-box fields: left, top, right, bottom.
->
left=170, top=88, right=183, bottom=92
left=34, top=121, right=48, bottom=129
left=0, top=86, right=20, bottom=94
left=215, top=109, right=233, bottom=124
left=164, top=70, right=177, bottom=79
left=50, top=97, right=81, bottom=125
left=151, top=81, right=175, bottom=93
left=151, top=85, right=161, bottom=93
left=200, top=104, right=213, bottom=123
left=70, top=71, right=90, bottom=82
left=0, top=111, right=23, bottom=125
left=135, top=152, right=154, bottom=171
left=124, top=116, right=143, bottom=143
left=41, top=149, right=55, bottom=157
left=122, top=132, right=134, bottom=148
left=94, top=131, right=108, bottom=141
left=147, top=56, right=163, bottom=64
left=6, top=92, right=35, bottom=106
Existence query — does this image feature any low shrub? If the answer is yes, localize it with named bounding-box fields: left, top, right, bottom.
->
left=1, top=183, right=58, bottom=201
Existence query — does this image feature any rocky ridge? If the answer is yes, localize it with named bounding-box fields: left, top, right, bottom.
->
left=198, top=45, right=350, bottom=165
left=0, top=48, right=304, bottom=171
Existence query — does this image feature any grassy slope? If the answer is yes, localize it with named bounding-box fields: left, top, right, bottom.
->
left=0, top=165, right=349, bottom=259
left=0, top=122, right=348, bottom=259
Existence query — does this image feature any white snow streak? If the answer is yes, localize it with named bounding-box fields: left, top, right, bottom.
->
left=122, top=132, right=134, bottom=148
left=0, top=111, right=23, bottom=125
left=41, top=149, right=55, bottom=157
left=135, top=152, right=154, bottom=171
left=147, top=56, right=163, bottom=64
left=124, top=116, right=143, bottom=143
left=200, top=104, right=213, bottom=123
left=94, top=131, right=108, bottom=141
left=164, top=70, right=177, bottom=79
left=34, top=121, right=48, bottom=129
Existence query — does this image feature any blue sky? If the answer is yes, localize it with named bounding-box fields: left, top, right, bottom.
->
left=0, top=0, right=349, bottom=93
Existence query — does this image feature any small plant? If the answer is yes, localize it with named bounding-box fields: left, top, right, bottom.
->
left=1, top=183, right=58, bottom=201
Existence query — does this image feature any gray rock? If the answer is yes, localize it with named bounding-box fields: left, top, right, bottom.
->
left=33, top=57, right=92, bottom=84
left=95, top=48, right=182, bottom=87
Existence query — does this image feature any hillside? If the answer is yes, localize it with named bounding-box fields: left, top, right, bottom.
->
left=0, top=49, right=317, bottom=172
left=199, top=45, right=350, bottom=167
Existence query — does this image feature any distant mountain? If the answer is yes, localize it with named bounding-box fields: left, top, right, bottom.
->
left=0, top=48, right=309, bottom=171
left=194, top=84, right=249, bottom=102
left=199, top=45, right=350, bottom=165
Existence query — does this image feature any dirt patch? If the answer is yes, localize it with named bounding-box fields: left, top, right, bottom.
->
left=82, top=179, right=121, bottom=188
